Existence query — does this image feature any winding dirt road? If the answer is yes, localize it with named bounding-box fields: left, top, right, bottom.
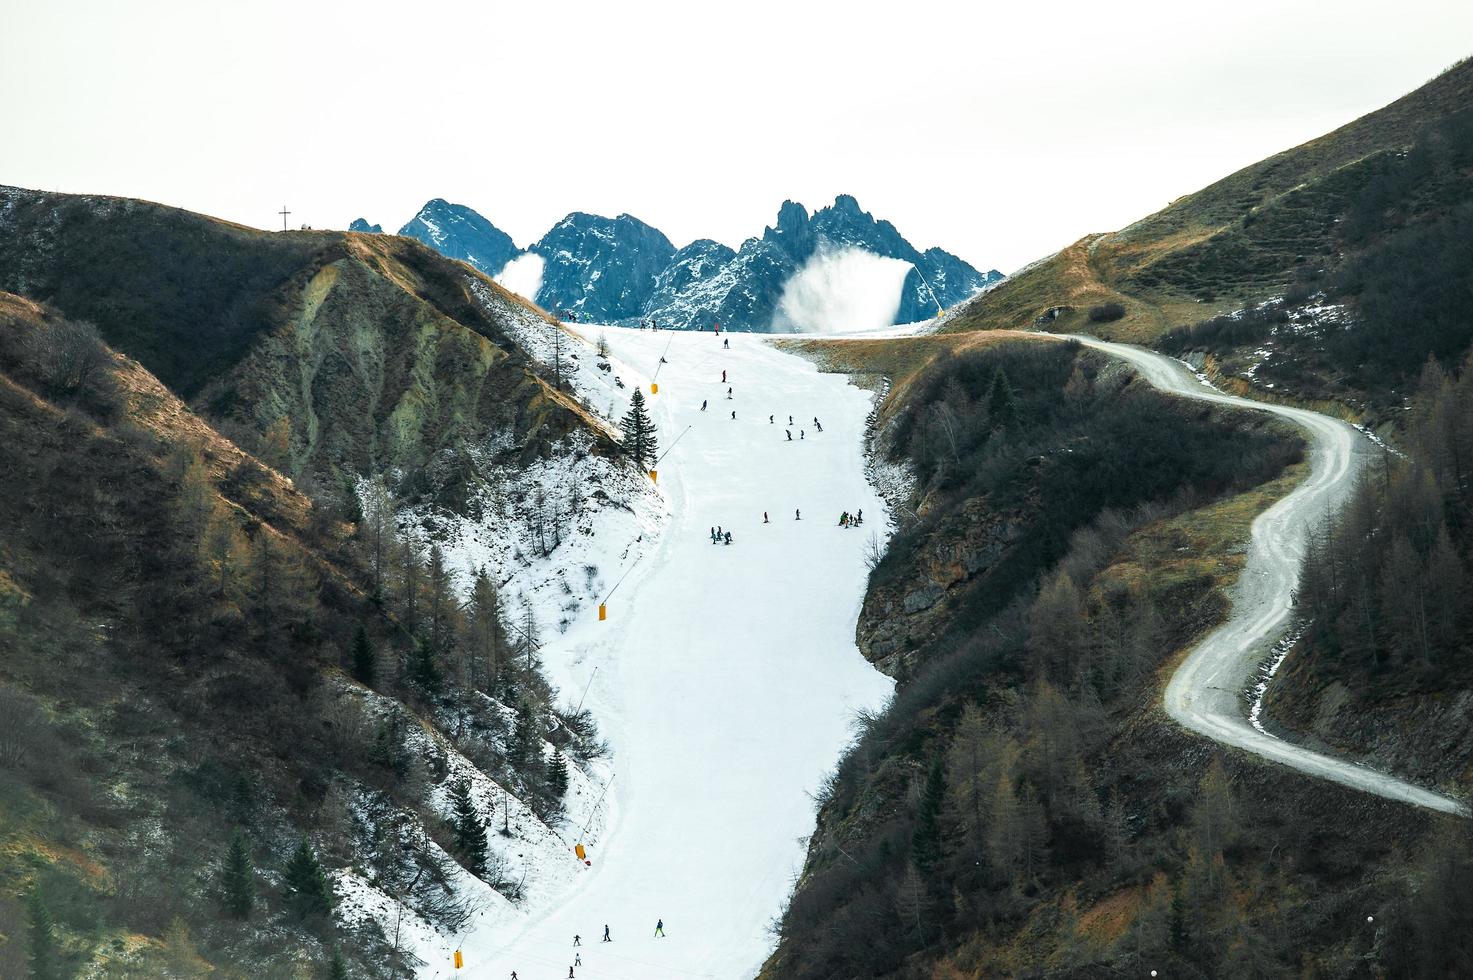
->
left=1061, top=333, right=1465, bottom=815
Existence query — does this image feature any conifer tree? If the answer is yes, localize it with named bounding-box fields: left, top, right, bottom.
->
left=351, top=625, right=376, bottom=688
left=987, top=367, right=1018, bottom=430
left=326, top=949, right=349, bottom=980
left=467, top=570, right=504, bottom=692
left=411, top=636, right=440, bottom=694
left=26, top=886, right=58, bottom=980
left=283, top=838, right=334, bottom=920
left=619, top=388, right=659, bottom=471
left=910, top=760, right=946, bottom=871
left=448, top=779, right=488, bottom=876
left=221, top=829, right=255, bottom=919
left=547, top=746, right=570, bottom=800
left=509, top=700, right=538, bottom=770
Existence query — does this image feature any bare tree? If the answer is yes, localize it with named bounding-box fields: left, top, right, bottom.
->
left=863, top=530, right=885, bottom=571
left=27, top=317, right=115, bottom=400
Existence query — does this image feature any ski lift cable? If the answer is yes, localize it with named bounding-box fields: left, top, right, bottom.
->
left=654, top=425, right=693, bottom=466
left=598, top=555, right=642, bottom=606
left=650, top=333, right=676, bottom=383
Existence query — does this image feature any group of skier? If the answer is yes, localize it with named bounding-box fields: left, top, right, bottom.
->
left=839, top=509, right=864, bottom=528
left=710, top=526, right=733, bottom=545
left=513, top=921, right=664, bottom=979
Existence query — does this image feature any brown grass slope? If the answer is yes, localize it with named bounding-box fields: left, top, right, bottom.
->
left=0, top=185, right=596, bottom=483
left=945, top=56, right=1473, bottom=343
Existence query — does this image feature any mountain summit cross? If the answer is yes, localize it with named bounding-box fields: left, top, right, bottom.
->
left=278, top=205, right=290, bottom=231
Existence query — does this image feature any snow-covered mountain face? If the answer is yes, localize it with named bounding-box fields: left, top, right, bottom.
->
left=397, top=198, right=520, bottom=276
left=529, top=212, right=675, bottom=322
left=393, top=194, right=1001, bottom=331
left=348, top=218, right=382, bottom=233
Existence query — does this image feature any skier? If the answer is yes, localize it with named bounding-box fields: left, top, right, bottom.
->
left=857, top=508, right=863, bottom=524
left=731, top=410, right=737, bottom=420
left=786, top=430, right=792, bottom=441
left=603, top=925, right=611, bottom=942
left=655, top=919, right=666, bottom=937
left=769, top=414, right=774, bottom=424
left=815, top=417, right=823, bottom=432
left=511, top=973, right=518, bottom=980
left=763, top=511, right=769, bottom=523
left=723, top=338, right=729, bottom=349
left=727, top=386, right=733, bottom=399
left=724, top=531, right=732, bottom=545
left=573, top=935, right=581, bottom=947
left=801, top=430, right=805, bottom=440
left=840, top=512, right=848, bottom=527
left=568, top=968, right=575, bottom=979
left=796, top=508, right=802, bottom=520
left=722, top=370, right=726, bottom=383
left=575, top=954, right=582, bottom=967
left=701, top=399, right=707, bottom=412
left=789, top=415, right=793, bottom=425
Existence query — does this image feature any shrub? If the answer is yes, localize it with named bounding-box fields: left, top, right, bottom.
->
left=1088, top=302, right=1127, bottom=323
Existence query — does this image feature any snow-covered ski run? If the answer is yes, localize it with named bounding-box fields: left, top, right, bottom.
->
left=454, top=327, right=894, bottom=978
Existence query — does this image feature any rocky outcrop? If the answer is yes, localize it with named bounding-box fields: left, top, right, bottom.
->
left=857, top=496, right=1032, bottom=672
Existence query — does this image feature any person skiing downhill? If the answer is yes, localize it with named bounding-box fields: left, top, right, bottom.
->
left=655, top=919, right=666, bottom=937
left=786, top=430, right=792, bottom=441
left=801, top=430, right=805, bottom=439
left=731, top=410, right=736, bottom=420
left=701, top=399, right=707, bottom=411
left=795, top=508, right=801, bottom=520
left=723, top=338, right=729, bottom=348
left=573, top=935, right=581, bottom=947
left=568, top=968, right=575, bottom=979
left=722, top=370, right=726, bottom=383
left=603, top=925, right=611, bottom=942
left=764, top=512, right=769, bottom=523
left=575, top=954, right=582, bottom=967
left=789, top=415, right=793, bottom=424
left=769, top=414, right=774, bottom=423
left=727, top=387, right=733, bottom=399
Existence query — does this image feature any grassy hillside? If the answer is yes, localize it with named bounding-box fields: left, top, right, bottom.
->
left=0, top=185, right=599, bottom=490
left=944, top=57, right=1473, bottom=351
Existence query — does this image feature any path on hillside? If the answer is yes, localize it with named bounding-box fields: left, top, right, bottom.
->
left=457, top=329, right=893, bottom=978
left=1045, top=332, right=1464, bottom=814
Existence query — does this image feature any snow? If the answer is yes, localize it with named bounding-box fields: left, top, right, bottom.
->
left=771, top=245, right=914, bottom=334
left=495, top=252, right=548, bottom=307
left=444, top=325, right=895, bottom=979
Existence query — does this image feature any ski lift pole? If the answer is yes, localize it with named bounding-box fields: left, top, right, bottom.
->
left=575, top=666, right=600, bottom=715
left=649, top=334, right=675, bottom=393
left=577, top=773, right=617, bottom=846
left=597, top=555, right=641, bottom=621
left=648, top=424, right=691, bottom=484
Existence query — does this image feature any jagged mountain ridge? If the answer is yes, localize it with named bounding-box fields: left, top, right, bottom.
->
left=383, top=195, right=1002, bottom=330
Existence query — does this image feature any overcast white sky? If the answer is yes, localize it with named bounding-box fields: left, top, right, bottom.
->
left=2, top=0, right=1470, bottom=272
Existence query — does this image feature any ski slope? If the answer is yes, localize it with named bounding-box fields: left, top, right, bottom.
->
left=454, top=327, right=894, bottom=978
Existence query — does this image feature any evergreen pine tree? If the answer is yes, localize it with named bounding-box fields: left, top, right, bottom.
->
left=350, top=625, right=376, bottom=687
left=910, top=760, right=946, bottom=871
left=221, top=829, right=255, bottom=919
left=26, top=886, right=58, bottom=980
left=547, top=746, right=570, bottom=799
left=619, top=389, right=659, bottom=470
left=326, top=949, right=349, bottom=980
left=509, top=700, right=538, bottom=770
left=987, top=367, right=1018, bottom=430
left=283, top=837, right=334, bottom=920
left=448, top=779, right=489, bottom=876
left=411, top=636, right=440, bottom=694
